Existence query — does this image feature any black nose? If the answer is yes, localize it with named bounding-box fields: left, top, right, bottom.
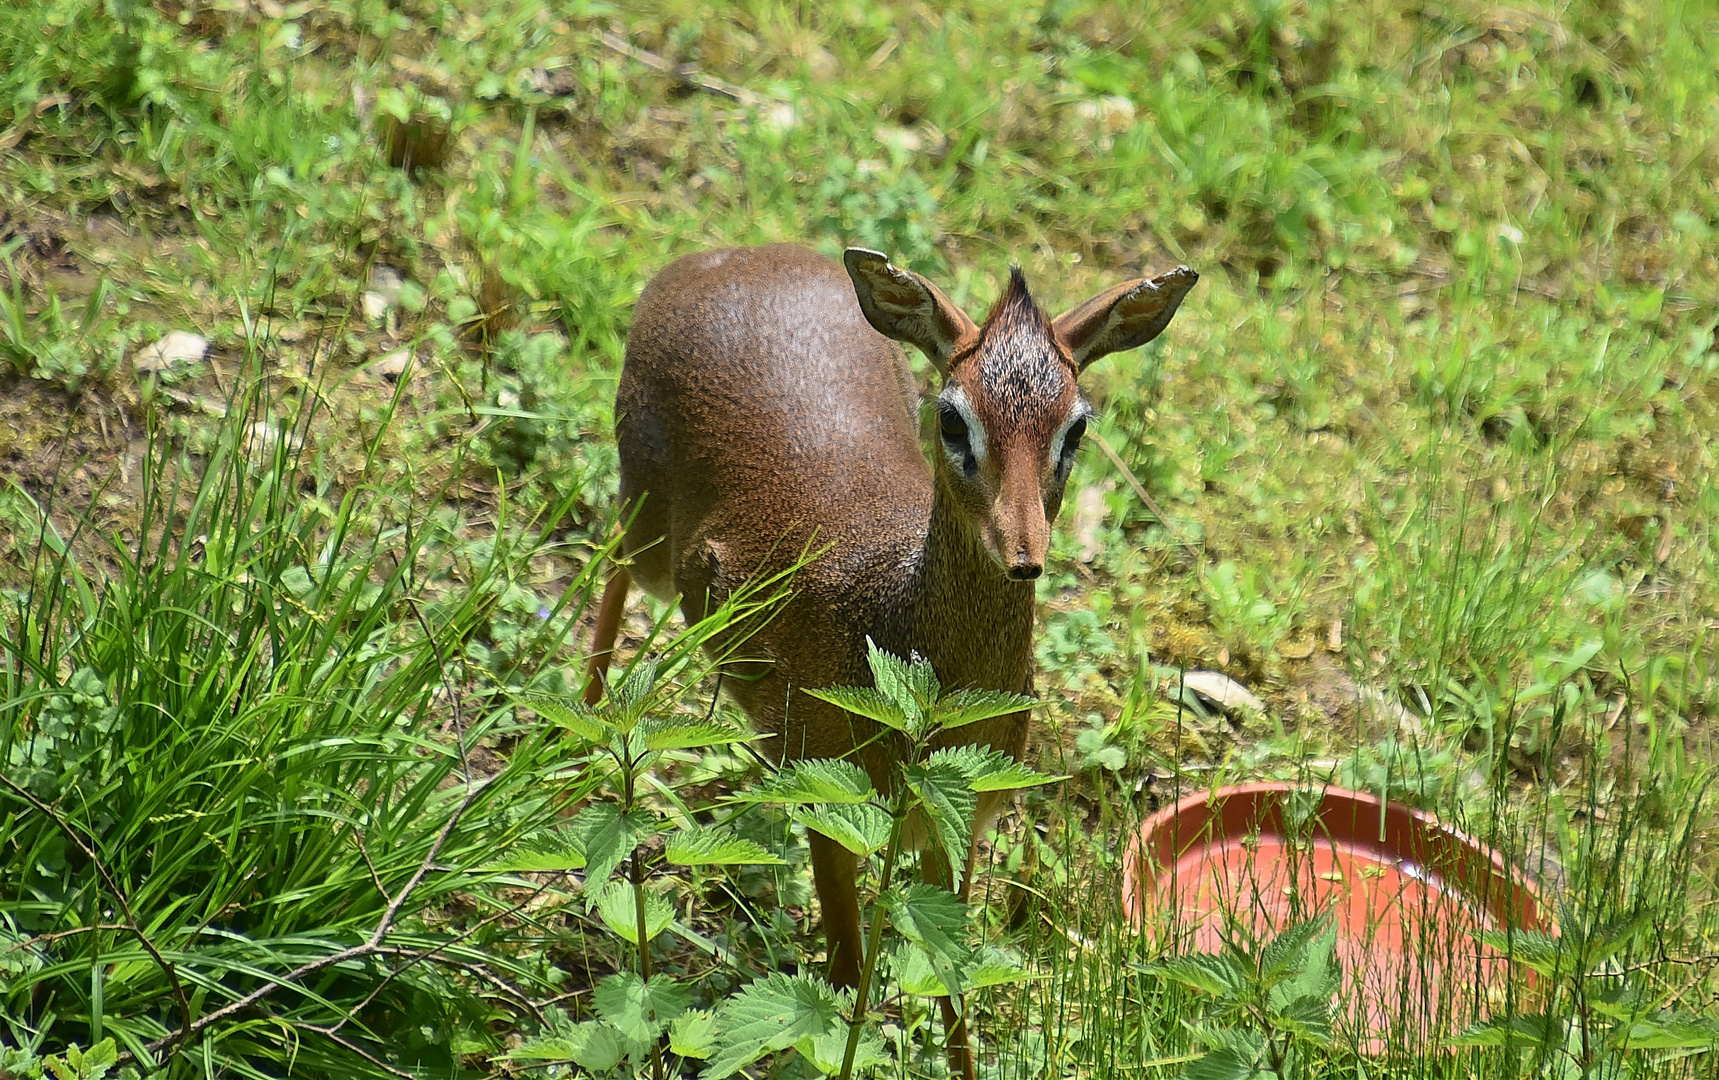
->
left=1007, top=563, right=1042, bottom=581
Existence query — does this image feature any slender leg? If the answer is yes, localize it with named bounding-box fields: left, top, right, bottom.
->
left=923, top=847, right=978, bottom=1080
left=582, top=567, right=631, bottom=706
left=810, top=831, right=864, bottom=989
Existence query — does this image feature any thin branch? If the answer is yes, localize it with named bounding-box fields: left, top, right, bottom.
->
left=597, top=30, right=780, bottom=108
left=289, top=1022, right=419, bottom=1080
left=0, top=774, right=195, bottom=1059
left=1089, top=430, right=1198, bottom=554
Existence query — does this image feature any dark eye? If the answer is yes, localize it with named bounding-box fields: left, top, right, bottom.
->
left=937, top=402, right=979, bottom=477
left=939, top=403, right=968, bottom=443
left=1061, top=416, right=1087, bottom=460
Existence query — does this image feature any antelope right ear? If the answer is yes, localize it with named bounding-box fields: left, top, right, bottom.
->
left=1053, top=265, right=1199, bottom=372
left=843, top=248, right=976, bottom=373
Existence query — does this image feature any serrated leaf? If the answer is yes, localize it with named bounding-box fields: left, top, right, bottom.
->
left=568, top=802, right=656, bottom=896
left=743, top=759, right=877, bottom=805
left=804, top=684, right=913, bottom=732
left=905, top=759, right=977, bottom=886
left=1266, top=917, right=1339, bottom=1006
left=792, top=802, right=894, bottom=855
left=923, top=745, right=1064, bottom=792
left=865, top=638, right=938, bottom=724
left=1620, top=1015, right=1719, bottom=1050
left=1270, top=995, right=1334, bottom=1049
left=664, top=826, right=787, bottom=866
left=1478, top=928, right=1567, bottom=978
left=669, top=1010, right=718, bottom=1059
left=882, top=884, right=973, bottom=999
left=705, top=973, right=844, bottom=1080
left=597, top=881, right=675, bottom=947
left=524, top=694, right=610, bottom=742
left=893, top=943, right=1032, bottom=996
left=1183, top=1047, right=1258, bottom=1080
left=640, top=716, right=755, bottom=751
left=595, top=972, right=690, bottom=1047
left=1449, top=1013, right=1565, bottom=1047
left=510, top=1022, right=626, bottom=1071
left=797, top=1021, right=887, bottom=1075
left=1148, top=952, right=1250, bottom=998
left=485, top=824, right=590, bottom=873
left=937, top=688, right=1036, bottom=730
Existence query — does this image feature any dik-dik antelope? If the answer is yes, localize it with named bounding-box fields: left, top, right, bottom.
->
left=584, top=243, right=1195, bottom=1066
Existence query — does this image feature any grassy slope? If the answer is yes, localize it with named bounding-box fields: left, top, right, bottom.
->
left=2, top=0, right=1718, bottom=1075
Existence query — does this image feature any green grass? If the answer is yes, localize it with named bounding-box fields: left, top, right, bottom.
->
left=2, top=0, right=1717, bottom=1076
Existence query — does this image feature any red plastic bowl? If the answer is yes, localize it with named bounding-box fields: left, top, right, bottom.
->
left=1121, top=783, right=1550, bottom=1048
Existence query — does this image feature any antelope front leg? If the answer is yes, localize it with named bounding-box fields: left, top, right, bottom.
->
left=922, top=846, right=979, bottom=1080
left=809, top=832, right=864, bottom=989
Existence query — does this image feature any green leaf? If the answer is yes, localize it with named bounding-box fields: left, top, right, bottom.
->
left=485, top=823, right=589, bottom=872
left=792, top=802, right=894, bottom=855
left=663, top=826, right=786, bottom=866
left=1182, top=1047, right=1259, bottom=1080
left=743, top=759, right=876, bottom=805
left=1269, top=995, right=1334, bottom=1049
left=1449, top=1013, right=1565, bottom=1047
left=1478, top=927, right=1567, bottom=978
left=706, top=973, right=845, bottom=1079
left=597, top=881, right=675, bottom=947
left=804, top=684, right=912, bottom=732
left=1265, top=917, right=1339, bottom=1006
left=640, top=716, right=755, bottom=751
left=595, top=972, right=690, bottom=1047
left=923, top=745, right=1064, bottom=792
left=865, top=638, right=937, bottom=734
left=669, top=1010, right=718, bottom=1059
left=893, top=943, right=1032, bottom=996
left=510, top=1022, right=627, bottom=1071
left=569, top=802, right=657, bottom=896
left=797, top=1021, right=887, bottom=1075
left=1148, top=953, right=1250, bottom=998
left=524, top=694, right=609, bottom=743
left=905, top=759, right=977, bottom=885
left=882, top=884, right=973, bottom=999
left=936, top=688, right=1036, bottom=731
left=1620, top=1014, right=1719, bottom=1050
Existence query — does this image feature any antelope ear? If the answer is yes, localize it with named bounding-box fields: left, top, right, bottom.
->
left=1053, top=265, right=1198, bottom=371
left=843, top=248, right=976, bottom=373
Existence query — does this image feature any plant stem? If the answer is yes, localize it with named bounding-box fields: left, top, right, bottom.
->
left=838, top=790, right=911, bottom=1080
left=621, top=751, right=663, bottom=1080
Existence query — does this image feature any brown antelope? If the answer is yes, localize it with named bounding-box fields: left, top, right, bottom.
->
left=584, top=243, right=1195, bottom=1074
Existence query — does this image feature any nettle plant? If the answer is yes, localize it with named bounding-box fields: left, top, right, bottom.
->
left=509, top=643, right=1056, bottom=1080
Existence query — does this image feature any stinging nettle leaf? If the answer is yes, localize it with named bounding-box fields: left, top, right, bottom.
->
left=568, top=802, right=657, bottom=896
left=742, top=759, right=877, bottom=805
left=883, top=884, right=974, bottom=999
left=1147, top=952, right=1250, bottom=998
left=906, top=759, right=977, bottom=885
left=640, top=715, right=756, bottom=751
left=924, top=745, right=1064, bottom=792
left=594, top=972, right=691, bottom=1046
left=523, top=694, right=609, bottom=743
left=597, top=881, right=675, bottom=947
left=664, top=826, right=787, bottom=866
left=485, top=823, right=589, bottom=873
left=936, top=688, right=1036, bottom=730
left=804, top=684, right=913, bottom=732
left=669, top=1010, right=718, bottom=1059
left=791, top=802, right=894, bottom=856
left=705, top=973, right=844, bottom=1080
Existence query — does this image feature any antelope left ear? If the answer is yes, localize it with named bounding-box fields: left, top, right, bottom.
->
left=1053, top=265, right=1198, bottom=371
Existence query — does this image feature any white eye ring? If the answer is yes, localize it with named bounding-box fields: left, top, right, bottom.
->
left=939, top=386, right=987, bottom=466
left=1049, top=405, right=1090, bottom=470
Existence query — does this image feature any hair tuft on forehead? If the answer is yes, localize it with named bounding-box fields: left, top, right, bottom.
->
left=979, top=267, right=1052, bottom=343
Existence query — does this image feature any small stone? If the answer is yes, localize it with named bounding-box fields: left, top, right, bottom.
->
left=368, top=266, right=405, bottom=306
left=1179, top=671, right=1266, bottom=716
left=133, top=331, right=207, bottom=374
left=373, top=348, right=411, bottom=381
left=362, top=292, right=390, bottom=322
left=1069, top=483, right=1111, bottom=563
